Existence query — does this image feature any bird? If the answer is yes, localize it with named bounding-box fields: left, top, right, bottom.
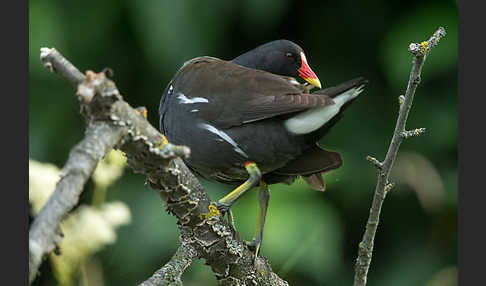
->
left=159, top=39, right=367, bottom=260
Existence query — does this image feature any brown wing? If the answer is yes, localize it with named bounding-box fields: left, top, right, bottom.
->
left=272, top=145, right=342, bottom=176
left=170, top=57, right=335, bottom=129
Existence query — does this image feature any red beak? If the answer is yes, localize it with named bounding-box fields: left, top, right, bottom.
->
left=298, top=52, right=321, bottom=88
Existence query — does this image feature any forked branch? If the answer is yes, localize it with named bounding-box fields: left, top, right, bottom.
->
left=353, top=27, right=446, bottom=286
left=29, top=48, right=288, bottom=286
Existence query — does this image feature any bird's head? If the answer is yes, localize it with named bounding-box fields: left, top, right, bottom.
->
left=232, top=39, right=322, bottom=89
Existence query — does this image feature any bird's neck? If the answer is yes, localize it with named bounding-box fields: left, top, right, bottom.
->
left=231, top=53, right=268, bottom=71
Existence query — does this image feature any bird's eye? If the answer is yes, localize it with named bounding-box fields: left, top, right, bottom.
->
left=285, top=53, right=293, bottom=59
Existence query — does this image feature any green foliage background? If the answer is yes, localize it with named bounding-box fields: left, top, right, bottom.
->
left=29, top=0, right=457, bottom=285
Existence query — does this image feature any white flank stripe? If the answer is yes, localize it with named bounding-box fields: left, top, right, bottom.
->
left=177, top=93, right=209, bottom=104
left=199, top=123, right=249, bottom=158
left=284, top=86, right=364, bottom=135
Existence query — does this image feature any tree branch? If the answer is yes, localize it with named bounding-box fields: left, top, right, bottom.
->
left=138, top=242, right=200, bottom=286
left=30, top=48, right=189, bottom=284
left=353, top=27, right=446, bottom=286
left=30, top=48, right=288, bottom=286
left=40, top=48, right=85, bottom=88
left=29, top=121, right=124, bottom=283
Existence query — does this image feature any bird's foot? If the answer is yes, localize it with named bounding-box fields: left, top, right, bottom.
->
left=213, top=201, right=231, bottom=213
left=245, top=238, right=262, bottom=265
left=213, top=202, right=237, bottom=233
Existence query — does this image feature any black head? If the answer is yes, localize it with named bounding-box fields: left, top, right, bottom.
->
left=231, top=39, right=321, bottom=88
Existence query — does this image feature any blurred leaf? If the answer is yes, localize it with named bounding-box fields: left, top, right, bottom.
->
left=29, top=159, right=60, bottom=214
left=442, top=169, right=458, bottom=206
left=127, top=0, right=233, bottom=75
left=240, top=0, right=290, bottom=33
left=380, top=4, right=458, bottom=88
left=51, top=202, right=131, bottom=286
left=29, top=0, right=67, bottom=78
left=425, top=265, right=457, bottom=286
left=100, top=176, right=180, bottom=285
left=227, top=181, right=343, bottom=282
left=372, top=242, right=444, bottom=286
left=393, top=151, right=446, bottom=214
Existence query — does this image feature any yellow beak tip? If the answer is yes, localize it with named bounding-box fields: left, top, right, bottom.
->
left=304, top=77, right=322, bottom=89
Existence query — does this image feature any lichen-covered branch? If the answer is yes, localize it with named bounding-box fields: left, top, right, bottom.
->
left=29, top=49, right=188, bottom=284
left=30, top=48, right=288, bottom=286
left=353, top=27, right=446, bottom=286
left=138, top=242, right=200, bottom=286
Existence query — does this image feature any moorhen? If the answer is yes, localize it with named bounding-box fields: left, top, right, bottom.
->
left=159, top=39, right=367, bottom=259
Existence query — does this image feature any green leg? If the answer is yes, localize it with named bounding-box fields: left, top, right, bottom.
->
left=247, top=181, right=270, bottom=264
left=226, top=208, right=235, bottom=234
left=215, top=162, right=262, bottom=228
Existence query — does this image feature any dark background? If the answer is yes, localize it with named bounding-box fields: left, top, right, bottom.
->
left=29, top=0, right=457, bottom=285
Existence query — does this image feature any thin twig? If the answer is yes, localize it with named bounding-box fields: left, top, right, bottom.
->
left=353, top=27, right=446, bottom=286
left=139, top=242, right=200, bottom=286
left=40, top=48, right=85, bottom=87
left=29, top=122, right=124, bottom=283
